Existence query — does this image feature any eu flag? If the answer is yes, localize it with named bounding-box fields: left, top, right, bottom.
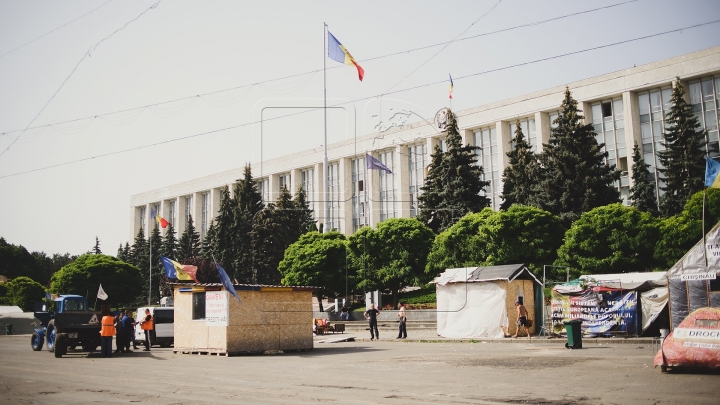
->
left=216, top=262, right=241, bottom=304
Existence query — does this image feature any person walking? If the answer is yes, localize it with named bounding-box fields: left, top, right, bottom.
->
left=114, top=311, right=125, bottom=354
left=396, top=302, right=407, bottom=339
left=121, top=311, right=135, bottom=352
left=100, top=307, right=115, bottom=358
left=139, top=308, right=153, bottom=351
left=364, top=303, right=380, bottom=341
left=513, top=301, right=531, bottom=340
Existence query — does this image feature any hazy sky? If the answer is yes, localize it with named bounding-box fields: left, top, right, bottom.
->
left=1, top=0, right=719, bottom=255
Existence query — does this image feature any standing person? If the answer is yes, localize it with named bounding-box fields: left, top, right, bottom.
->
left=121, top=311, right=135, bottom=352
left=364, top=303, right=380, bottom=341
left=139, top=308, right=153, bottom=351
left=100, top=307, right=115, bottom=358
left=114, top=311, right=125, bottom=354
left=127, top=310, right=138, bottom=349
left=513, top=301, right=531, bottom=340
left=396, top=302, right=407, bottom=339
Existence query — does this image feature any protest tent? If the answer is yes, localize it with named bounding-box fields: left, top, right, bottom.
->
left=433, top=264, right=542, bottom=339
left=551, top=272, right=668, bottom=337
left=171, top=283, right=316, bottom=355
left=666, top=221, right=720, bottom=330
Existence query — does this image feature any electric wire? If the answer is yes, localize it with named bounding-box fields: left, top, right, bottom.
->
left=2, top=19, right=718, bottom=180
left=0, top=1, right=637, bottom=138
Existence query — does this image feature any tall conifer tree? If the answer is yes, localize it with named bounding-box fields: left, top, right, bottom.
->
left=629, top=142, right=659, bottom=214
left=148, top=225, right=163, bottom=303
left=294, top=186, right=316, bottom=234
left=501, top=119, right=541, bottom=210
left=130, top=227, right=149, bottom=272
left=657, top=78, right=707, bottom=216
left=214, top=186, right=235, bottom=270
left=160, top=222, right=179, bottom=260
left=417, top=109, right=489, bottom=233
left=232, top=164, right=264, bottom=282
left=116, top=244, right=125, bottom=261
left=538, top=87, right=620, bottom=223
left=177, top=215, right=201, bottom=261
left=201, top=220, right=218, bottom=259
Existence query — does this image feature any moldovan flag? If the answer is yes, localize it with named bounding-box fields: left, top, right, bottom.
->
left=97, top=284, right=108, bottom=300
left=160, top=256, right=199, bottom=283
left=150, top=208, right=169, bottom=229
left=449, top=74, right=454, bottom=99
left=328, top=31, right=364, bottom=81
left=705, top=157, right=720, bottom=188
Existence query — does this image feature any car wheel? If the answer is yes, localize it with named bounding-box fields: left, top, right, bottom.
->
left=31, top=332, right=44, bottom=351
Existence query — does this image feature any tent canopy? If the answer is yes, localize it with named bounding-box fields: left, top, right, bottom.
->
left=554, top=272, right=667, bottom=294
left=433, top=264, right=541, bottom=286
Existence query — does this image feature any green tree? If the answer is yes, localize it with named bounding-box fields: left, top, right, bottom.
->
left=658, top=78, right=708, bottom=216
left=294, top=186, right=316, bottom=234
left=148, top=225, right=163, bottom=304
left=214, top=186, right=235, bottom=271
left=425, top=209, right=495, bottom=276
left=50, top=254, right=142, bottom=307
left=5, top=276, right=46, bottom=311
left=232, top=164, right=264, bottom=282
left=160, top=222, right=179, bottom=260
left=629, top=142, right=659, bottom=215
left=681, top=188, right=720, bottom=232
left=116, top=244, right=126, bottom=261
left=30, top=251, right=76, bottom=285
left=201, top=220, right=218, bottom=260
left=278, top=231, right=347, bottom=312
left=0, top=237, right=38, bottom=282
left=347, top=226, right=382, bottom=293
left=538, top=87, right=620, bottom=224
left=130, top=227, right=149, bottom=274
left=653, top=214, right=702, bottom=269
left=177, top=215, right=201, bottom=262
left=251, top=203, right=283, bottom=285
left=92, top=237, right=102, bottom=254
left=555, top=204, right=660, bottom=276
left=417, top=108, right=489, bottom=233
left=501, top=120, right=541, bottom=210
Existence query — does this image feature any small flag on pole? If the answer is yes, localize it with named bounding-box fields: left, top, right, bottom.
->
left=448, top=74, right=454, bottom=99
left=97, top=284, right=108, bottom=300
left=160, top=256, right=199, bottom=283
left=366, top=153, right=393, bottom=174
left=705, top=157, right=720, bottom=188
left=150, top=208, right=169, bottom=229
left=213, top=260, right=241, bottom=304
left=328, top=31, right=364, bottom=81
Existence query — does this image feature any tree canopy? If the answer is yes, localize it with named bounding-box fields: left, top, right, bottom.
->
left=629, top=142, right=659, bottom=215
left=3, top=276, right=46, bottom=311
left=501, top=120, right=541, bottom=210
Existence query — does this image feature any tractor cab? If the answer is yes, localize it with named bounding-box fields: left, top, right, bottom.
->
left=33, top=295, right=89, bottom=328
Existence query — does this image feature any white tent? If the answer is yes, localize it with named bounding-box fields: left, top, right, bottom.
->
left=434, top=264, right=541, bottom=339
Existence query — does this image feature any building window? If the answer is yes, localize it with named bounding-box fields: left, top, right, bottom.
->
left=201, top=192, right=209, bottom=239
left=439, top=138, right=448, bottom=152
left=257, top=178, right=269, bottom=203
left=592, top=98, right=629, bottom=203
left=378, top=150, right=397, bottom=221
left=168, top=200, right=175, bottom=227
left=351, top=157, right=368, bottom=232
left=278, top=173, right=291, bottom=193
left=637, top=88, right=673, bottom=203
left=192, top=292, right=206, bottom=320
left=548, top=111, right=560, bottom=129
left=688, top=77, right=720, bottom=157
left=152, top=203, right=160, bottom=228
left=184, top=196, right=192, bottom=229
left=509, top=117, right=537, bottom=153
left=301, top=168, right=314, bottom=212
left=139, top=206, right=146, bottom=232
left=327, top=163, right=341, bottom=232
left=474, top=127, right=500, bottom=210
left=408, top=143, right=427, bottom=217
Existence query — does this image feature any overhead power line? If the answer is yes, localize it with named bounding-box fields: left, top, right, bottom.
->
left=2, top=19, right=718, bottom=180
left=0, top=0, right=637, bottom=138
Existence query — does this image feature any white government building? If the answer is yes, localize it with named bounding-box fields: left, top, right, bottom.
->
left=130, top=46, right=720, bottom=242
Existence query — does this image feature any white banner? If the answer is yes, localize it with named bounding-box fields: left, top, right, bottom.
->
left=205, top=290, right=228, bottom=326
left=679, top=272, right=717, bottom=281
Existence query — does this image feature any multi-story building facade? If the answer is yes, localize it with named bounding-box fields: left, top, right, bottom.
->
left=130, top=46, right=720, bottom=240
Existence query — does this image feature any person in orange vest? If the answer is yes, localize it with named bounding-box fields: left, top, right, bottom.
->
left=139, top=308, right=153, bottom=351
left=100, top=306, right=115, bottom=358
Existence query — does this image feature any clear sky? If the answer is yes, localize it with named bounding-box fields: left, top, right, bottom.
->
left=1, top=0, right=719, bottom=255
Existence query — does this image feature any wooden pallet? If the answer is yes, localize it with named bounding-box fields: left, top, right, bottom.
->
left=173, top=347, right=313, bottom=357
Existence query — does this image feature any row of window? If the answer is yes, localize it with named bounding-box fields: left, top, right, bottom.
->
left=139, top=193, right=209, bottom=238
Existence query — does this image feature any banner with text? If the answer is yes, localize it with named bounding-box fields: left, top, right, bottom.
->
left=551, top=289, right=638, bottom=335
left=206, top=290, right=229, bottom=326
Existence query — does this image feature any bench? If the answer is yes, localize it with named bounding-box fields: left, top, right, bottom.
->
left=314, top=319, right=345, bottom=335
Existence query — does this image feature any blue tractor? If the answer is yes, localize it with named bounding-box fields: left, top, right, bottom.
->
left=32, top=295, right=102, bottom=358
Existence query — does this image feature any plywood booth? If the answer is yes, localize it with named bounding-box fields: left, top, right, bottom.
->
left=172, top=283, right=316, bottom=355
left=433, top=264, right=542, bottom=339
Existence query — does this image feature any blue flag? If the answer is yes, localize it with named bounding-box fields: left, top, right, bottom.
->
left=706, top=157, right=720, bottom=188
left=216, top=262, right=241, bottom=304
left=366, top=153, right=393, bottom=174
left=160, top=256, right=178, bottom=278
left=45, top=292, right=51, bottom=301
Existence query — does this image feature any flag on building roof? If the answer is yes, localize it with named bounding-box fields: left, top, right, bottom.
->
left=150, top=207, right=169, bottom=229
left=706, top=157, right=720, bottom=188
left=97, top=284, right=108, bottom=300
left=160, top=256, right=199, bottom=283
left=214, top=260, right=241, bottom=304
left=449, top=74, right=454, bottom=99
left=366, top=153, right=393, bottom=174
left=328, top=31, right=364, bottom=81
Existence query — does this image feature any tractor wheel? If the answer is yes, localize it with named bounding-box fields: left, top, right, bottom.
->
left=46, top=320, right=56, bottom=353
left=31, top=332, right=44, bottom=351
left=54, top=335, right=65, bottom=358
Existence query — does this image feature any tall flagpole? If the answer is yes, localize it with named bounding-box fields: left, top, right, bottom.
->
left=323, top=22, right=329, bottom=233
left=149, top=229, right=152, bottom=306
left=703, top=188, right=707, bottom=268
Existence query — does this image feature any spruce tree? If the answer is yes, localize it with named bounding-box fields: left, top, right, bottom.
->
left=122, top=243, right=131, bottom=262
left=232, top=164, right=264, bottom=282
left=92, top=237, right=102, bottom=254
left=201, top=220, right=218, bottom=259
left=501, top=119, right=541, bottom=210
left=130, top=227, right=149, bottom=273
left=657, top=78, right=707, bottom=216
left=148, top=225, right=163, bottom=304
left=294, top=186, right=316, bottom=234
left=160, top=222, right=179, bottom=260
left=214, top=186, right=235, bottom=271
left=629, top=142, right=659, bottom=215
left=251, top=203, right=283, bottom=285
left=177, top=215, right=201, bottom=261
left=538, top=87, right=620, bottom=224
left=417, top=108, right=489, bottom=233
left=116, top=244, right=125, bottom=261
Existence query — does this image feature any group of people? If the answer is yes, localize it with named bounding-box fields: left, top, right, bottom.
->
left=363, top=302, right=407, bottom=341
left=100, top=308, right=154, bottom=358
